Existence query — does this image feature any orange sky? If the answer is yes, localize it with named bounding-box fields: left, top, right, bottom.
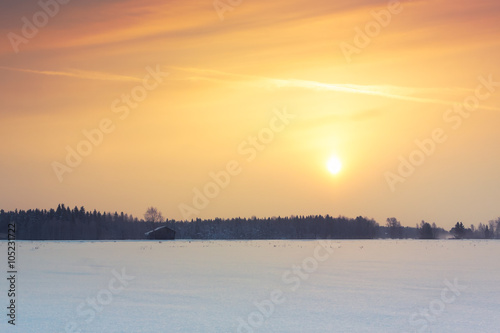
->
left=1, top=0, right=499, bottom=228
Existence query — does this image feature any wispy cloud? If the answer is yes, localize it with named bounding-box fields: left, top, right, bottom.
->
left=172, top=67, right=500, bottom=111
left=0, top=66, right=142, bottom=82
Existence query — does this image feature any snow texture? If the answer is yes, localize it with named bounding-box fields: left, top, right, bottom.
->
left=1, top=240, right=499, bottom=332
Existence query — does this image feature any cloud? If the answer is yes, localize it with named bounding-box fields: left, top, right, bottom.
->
left=0, top=66, right=142, bottom=82
left=171, top=67, right=500, bottom=111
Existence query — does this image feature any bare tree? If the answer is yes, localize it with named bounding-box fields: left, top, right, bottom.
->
left=386, top=217, right=403, bottom=239
left=489, top=219, right=498, bottom=239
left=419, top=221, right=435, bottom=239
left=144, top=207, right=164, bottom=223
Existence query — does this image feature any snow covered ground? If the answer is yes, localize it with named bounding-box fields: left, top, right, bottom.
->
left=1, top=240, right=499, bottom=332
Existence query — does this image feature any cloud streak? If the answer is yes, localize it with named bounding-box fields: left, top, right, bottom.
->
left=172, top=67, right=500, bottom=111
left=0, top=66, right=142, bottom=83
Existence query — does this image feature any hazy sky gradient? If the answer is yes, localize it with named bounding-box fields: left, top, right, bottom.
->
left=1, top=0, right=499, bottom=228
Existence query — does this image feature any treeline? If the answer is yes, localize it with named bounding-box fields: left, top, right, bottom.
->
left=164, top=215, right=380, bottom=239
left=384, top=218, right=449, bottom=239
left=0, top=204, right=162, bottom=240
left=383, top=217, right=500, bottom=240
left=450, top=221, right=500, bottom=239
left=0, top=205, right=380, bottom=240
left=1, top=205, right=499, bottom=240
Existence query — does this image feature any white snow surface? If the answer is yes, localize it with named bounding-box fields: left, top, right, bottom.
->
left=1, top=240, right=499, bottom=333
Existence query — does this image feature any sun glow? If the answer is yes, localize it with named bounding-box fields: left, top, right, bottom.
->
left=327, top=155, right=342, bottom=175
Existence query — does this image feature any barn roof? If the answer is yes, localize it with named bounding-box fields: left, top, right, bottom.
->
left=144, top=225, right=170, bottom=236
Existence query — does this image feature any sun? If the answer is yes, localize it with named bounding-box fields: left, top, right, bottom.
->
left=327, top=155, right=342, bottom=175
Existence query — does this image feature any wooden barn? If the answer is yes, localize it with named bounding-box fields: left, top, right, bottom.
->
left=145, top=226, right=176, bottom=240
